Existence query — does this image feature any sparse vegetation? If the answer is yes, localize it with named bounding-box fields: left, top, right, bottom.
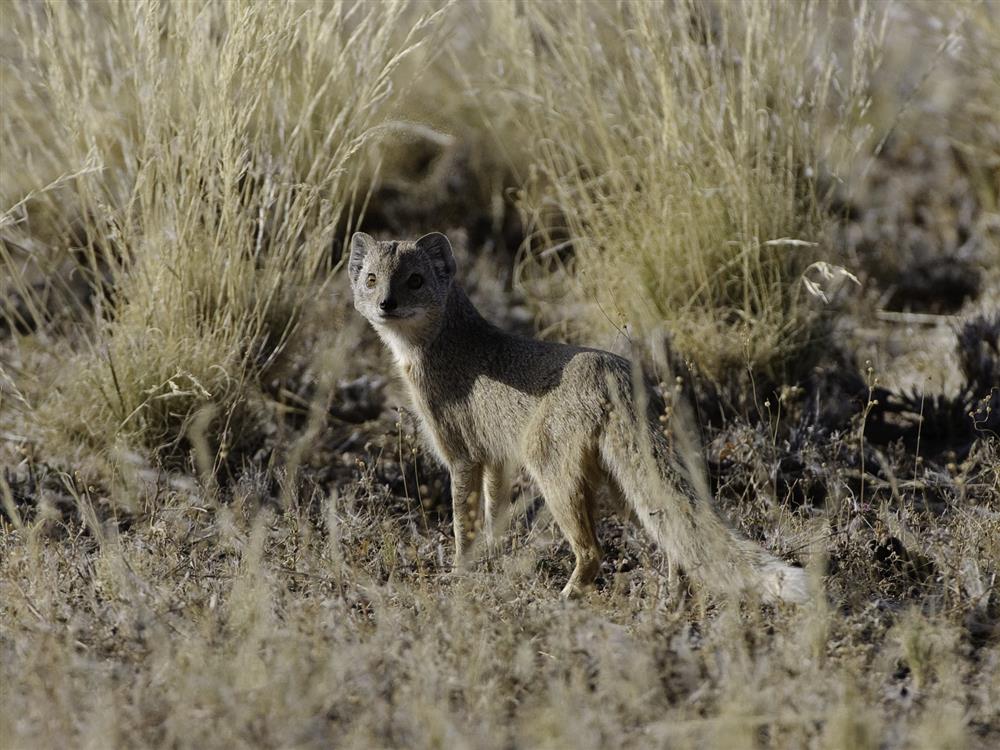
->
left=2, top=1, right=998, bottom=749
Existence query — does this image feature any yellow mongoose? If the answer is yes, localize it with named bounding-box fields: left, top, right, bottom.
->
left=350, top=231, right=807, bottom=602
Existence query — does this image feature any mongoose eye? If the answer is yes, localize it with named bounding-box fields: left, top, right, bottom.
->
left=365, top=273, right=376, bottom=289
left=407, top=273, right=424, bottom=290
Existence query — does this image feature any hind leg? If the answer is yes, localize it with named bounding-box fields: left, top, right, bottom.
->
left=531, top=453, right=603, bottom=599
left=549, top=477, right=602, bottom=598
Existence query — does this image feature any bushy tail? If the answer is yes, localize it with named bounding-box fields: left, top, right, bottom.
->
left=599, top=413, right=809, bottom=604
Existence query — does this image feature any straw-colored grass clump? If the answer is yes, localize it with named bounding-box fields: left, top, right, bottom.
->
left=2, top=0, right=441, bottom=458
left=484, top=0, right=883, bottom=379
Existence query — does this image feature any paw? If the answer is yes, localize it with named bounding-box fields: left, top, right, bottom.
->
left=560, top=581, right=594, bottom=600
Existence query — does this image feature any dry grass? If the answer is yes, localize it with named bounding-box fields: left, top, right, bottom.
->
left=481, top=0, right=885, bottom=381
left=2, top=0, right=444, bottom=461
left=2, top=1, right=999, bottom=748
left=871, top=1, right=1000, bottom=215
left=2, top=434, right=997, bottom=748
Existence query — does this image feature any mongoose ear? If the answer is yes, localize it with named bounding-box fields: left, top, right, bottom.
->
left=415, top=232, right=456, bottom=282
left=349, top=232, right=375, bottom=284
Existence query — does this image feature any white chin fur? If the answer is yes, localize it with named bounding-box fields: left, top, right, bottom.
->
left=375, top=318, right=424, bottom=366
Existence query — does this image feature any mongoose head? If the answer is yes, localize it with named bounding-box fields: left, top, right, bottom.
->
left=348, top=231, right=456, bottom=345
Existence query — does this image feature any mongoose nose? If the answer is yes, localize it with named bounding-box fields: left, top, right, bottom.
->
left=379, top=297, right=397, bottom=312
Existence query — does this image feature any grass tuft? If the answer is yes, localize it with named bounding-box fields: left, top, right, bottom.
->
left=3, top=0, right=443, bottom=461
left=481, top=0, right=885, bottom=380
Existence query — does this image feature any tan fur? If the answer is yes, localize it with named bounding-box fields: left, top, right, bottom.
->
left=349, top=231, right=808, bottom=602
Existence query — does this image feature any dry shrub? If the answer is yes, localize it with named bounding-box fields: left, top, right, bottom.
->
left=1, top=0, right=444, bottom=459
left=477, top=0, right=884, bottom=380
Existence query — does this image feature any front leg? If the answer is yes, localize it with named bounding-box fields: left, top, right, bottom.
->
left=483, top=463, right=513, bottom=554
left=450, top=462, right=483, bottom=569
